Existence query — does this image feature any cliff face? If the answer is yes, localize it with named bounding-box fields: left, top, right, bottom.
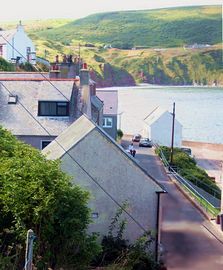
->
left=97, top=48, right=223, bottom=87
left=90, top=63, right=136, bottom=87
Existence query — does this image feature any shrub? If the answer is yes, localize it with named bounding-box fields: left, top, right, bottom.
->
left=117, top=129, right=124, bottom=141
left=0, top=57, right=14, bottom=71
left=0, top=127, right=100, bottom=269
left=93, top=202, right=159, bottom=270
left=157, top=146, right=221, bottom=198
left=19, top=62, right=36, bottom=71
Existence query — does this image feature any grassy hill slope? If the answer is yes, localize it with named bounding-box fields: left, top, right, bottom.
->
left=0, top=6, right=222, bottom=86
left=34, top=5, right=222, bottom=48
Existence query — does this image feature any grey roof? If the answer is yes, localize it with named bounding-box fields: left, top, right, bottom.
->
left=91, top=95, right=103, bottom=111
left=144, top=107, right=167, bottom=126
left=144, top=107, right=182, bottom=127
left=42, top=115, right=95, bottom=159
left=0, top=29, right=17, bottom=44
left=42, top=115, right=165, bottom=192
left=0, top=80, right=76, bottom=136
left=96, top=90, right=118, bottom=115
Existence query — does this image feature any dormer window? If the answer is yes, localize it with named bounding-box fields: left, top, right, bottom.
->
left=8, top=95, right=18, bottom=104
left=38, top=101, right=69, bottom=116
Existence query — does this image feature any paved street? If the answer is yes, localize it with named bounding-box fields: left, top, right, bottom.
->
left=122, top=137, right=223, bottom=270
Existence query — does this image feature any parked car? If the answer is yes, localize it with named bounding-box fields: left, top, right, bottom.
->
left=180, top=147, right=193, bottom=157
left=132, top=134, right=141, bottom=142
left=139, top=138, right=153, bottom=147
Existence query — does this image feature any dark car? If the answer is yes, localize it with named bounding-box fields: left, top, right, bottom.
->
left=132, top=134, right=141, bottom=142
left=180, top=147, right=193, bottom=157
left=139, top=138, right=152, bottom=147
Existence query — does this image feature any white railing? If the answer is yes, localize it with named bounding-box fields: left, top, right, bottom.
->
left=156, top=145, right=220, bottom=217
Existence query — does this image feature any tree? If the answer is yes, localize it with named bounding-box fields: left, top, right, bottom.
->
left=0, top=127, right=100, bottom=269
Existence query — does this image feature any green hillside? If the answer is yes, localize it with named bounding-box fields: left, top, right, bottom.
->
left=34, top=5, right=222, bottom=48
left=0, top=5, right=222, bottom=86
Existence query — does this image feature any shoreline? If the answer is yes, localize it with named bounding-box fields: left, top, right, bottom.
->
left=97, top=84, right=223, bottom=89
left=182, top=140, right=223, bottom=151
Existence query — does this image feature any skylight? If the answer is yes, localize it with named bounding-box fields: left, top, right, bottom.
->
left=8, top=95, right=18, bottom=104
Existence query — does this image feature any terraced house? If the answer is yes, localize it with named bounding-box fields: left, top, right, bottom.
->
left=0, top=66, right=105, bottom=149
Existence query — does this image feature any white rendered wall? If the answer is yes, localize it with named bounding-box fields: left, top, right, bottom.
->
left=6, top=26, right=36, bottom=63
left=150, top=112, right=182, bottom=147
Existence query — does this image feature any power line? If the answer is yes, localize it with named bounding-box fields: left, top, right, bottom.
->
left=0, top=33, right=157, bottom=233
left=0, top=34, right=70, bottom=102
left=0, top=34, right=84, bottom=119
left=0, top=82, right=148, bottom=234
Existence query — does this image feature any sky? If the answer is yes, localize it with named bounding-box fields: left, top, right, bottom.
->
left=0, top=0, right=222, bottom=22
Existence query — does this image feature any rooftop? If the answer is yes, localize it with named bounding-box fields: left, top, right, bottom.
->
left=0, top=80, right=77, bottom=136
left=96, top=89, right=118, bottom=115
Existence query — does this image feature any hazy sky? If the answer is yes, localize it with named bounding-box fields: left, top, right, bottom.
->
left=0, top=0, right=222, bottom=22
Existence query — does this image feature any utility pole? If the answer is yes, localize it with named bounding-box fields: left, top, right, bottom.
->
left=170, top=102, right=175, bottom=164
left=78, top=43, right=81, bottom=76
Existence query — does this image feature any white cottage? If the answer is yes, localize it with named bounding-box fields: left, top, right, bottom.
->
left=143, top=107, right=182, bottom=147
left=0, top=22, right=36, bottom=64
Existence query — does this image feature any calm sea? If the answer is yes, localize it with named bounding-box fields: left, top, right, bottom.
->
left=104, top=85, right=223, bottom=144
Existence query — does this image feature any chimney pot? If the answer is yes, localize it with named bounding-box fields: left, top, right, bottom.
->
left=83, top=63, right=88, bottom=69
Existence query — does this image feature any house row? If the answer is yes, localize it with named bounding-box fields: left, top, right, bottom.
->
left=0, top=68, right=118, bottom=148
left=0, top=23, right=166, bottom=256
left=0, top=72, right=166, bottom=253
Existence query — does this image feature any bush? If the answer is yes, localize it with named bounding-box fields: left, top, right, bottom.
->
left=0, top=57, right=15, bottom=71
left=117, top=129, right=124, bottom=141
left=93, top=202, right=159, bottom=270
left=157, top=146, right=221, bottom=198
left=0, top=127, right=100, bottom=269
left=19, top=62, right=36, bottom=71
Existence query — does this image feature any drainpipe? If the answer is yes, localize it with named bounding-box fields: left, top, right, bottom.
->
left=155, top=190, right=166, bottom=262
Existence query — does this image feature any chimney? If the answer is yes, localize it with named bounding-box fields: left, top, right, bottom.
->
left=17, top=20, right=24, bottom=32
left=79, top=63, right=92, bottom=118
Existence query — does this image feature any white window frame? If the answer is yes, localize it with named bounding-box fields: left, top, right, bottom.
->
left=103, top=117, right=113, bottom=128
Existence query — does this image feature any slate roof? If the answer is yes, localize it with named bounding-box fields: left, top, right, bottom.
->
left=0, top=80, right=76, bottom=136
left=144, top=106, right=182, bottom=127
left=96, top=89, right=118, bottom=115
left=42, top=115, right=165, bottom=192
left=144, top=107, right=167, bottom=126
left=0, top=29, right=17, bottom=44
left=91, top=95, right=103, bottom=111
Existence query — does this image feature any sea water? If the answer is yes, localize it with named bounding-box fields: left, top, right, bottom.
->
left=108, top=85, right=223, bottom=144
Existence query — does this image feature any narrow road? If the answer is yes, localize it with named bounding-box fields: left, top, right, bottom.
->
left=122, top=137, right=223, bottom=270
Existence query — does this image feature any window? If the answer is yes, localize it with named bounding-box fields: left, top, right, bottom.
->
left=41, top=140, right=52, bottom=149
left=0, top=45, right=3, bottom=56
left=38, top=101, right=69, bottom=116
left=91, top=212, right=99, bottom=219
left=103, top=117, right=113, bottom=128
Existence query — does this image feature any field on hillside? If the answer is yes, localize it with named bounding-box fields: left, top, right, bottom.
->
left=0, top=5, right=222, bottom=86
left=32, top=5, right=222, bottom=48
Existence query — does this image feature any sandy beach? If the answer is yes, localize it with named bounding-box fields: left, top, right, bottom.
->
left=182, top=141, right=223, bottom=188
